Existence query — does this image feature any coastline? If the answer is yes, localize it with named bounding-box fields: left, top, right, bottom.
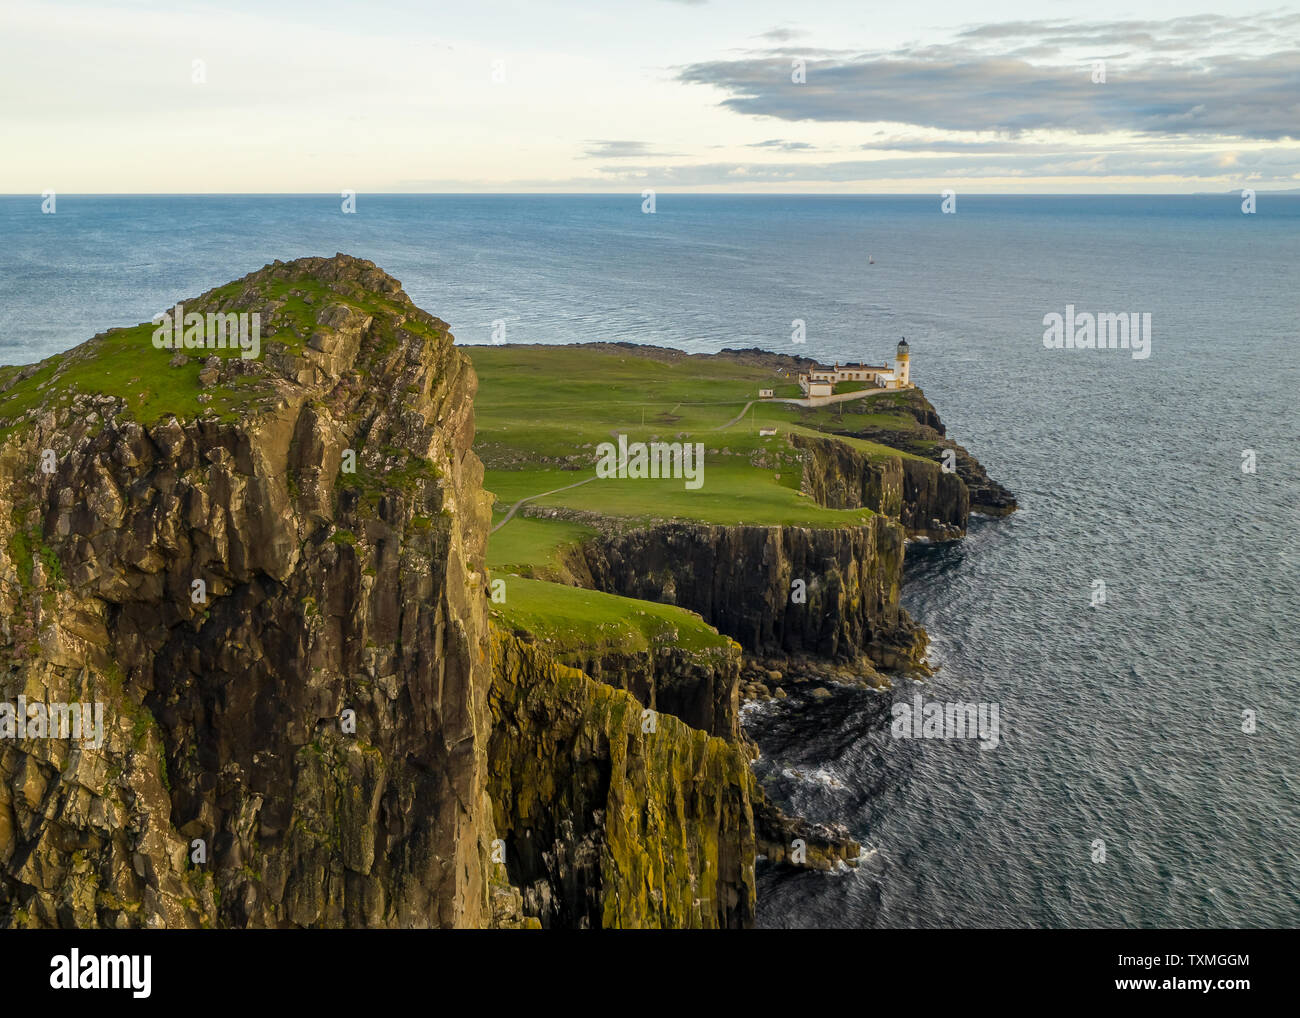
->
left=0, top=255, right=1016, bottom=929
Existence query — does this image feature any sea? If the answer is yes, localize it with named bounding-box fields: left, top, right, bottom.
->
left=2, top=193, right=1297, bottom=928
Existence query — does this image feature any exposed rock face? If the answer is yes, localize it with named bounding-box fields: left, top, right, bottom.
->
left=820, top=390, right=1017, bottom=517
left=491, top=633, right=762, bottom=929
left=489, top=633, right=859, bottom=928
left=794, top=432, right=969, bottom=542
left=562, top=519, right=927, bottom=672
left=755, top=796, right=859, bottom=873
left=0, top=255, right=496, bottom=928
left=537, top=641, right=741, bottom=740
left=795, top=433, right=905, bottom=517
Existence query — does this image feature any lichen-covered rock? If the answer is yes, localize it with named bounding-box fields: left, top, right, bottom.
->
left=487, top=633, right=862, bottom=928
left=488, top=632, right=760, bottom=929
left=542, top=641, right=742, bottom=740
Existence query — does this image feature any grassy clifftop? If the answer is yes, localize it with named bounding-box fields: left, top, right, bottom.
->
left=467, top=343, right=920, bottom=576
left=469, top=342, right=1014, bottom=576
left=0, top=259, right=451, bottom=434
left=490, top=575, right=732, bottom=657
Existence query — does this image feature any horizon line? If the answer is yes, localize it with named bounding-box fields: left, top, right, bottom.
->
left=3, top=190, right=1288, bottom=198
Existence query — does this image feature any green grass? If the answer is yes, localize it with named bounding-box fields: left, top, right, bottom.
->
left=0, top=265, right=453, bottom=435
left=0, top=321, right=264, bottom=430
left=470, top=345, right=928, bottom=604
left=490, top=576, right=731, bottom=656
left=486, top=515, right=598, bottom=573
left=469, top=344, right=899, bottom=531
left=468, top=345, right=787, bottom=467
left=782, top=422, right=934, bottom=464
left=518, top=460, right=873, bottom=525
left=765, top=388, right=941, bottom=452
left=484, top=467, right=595, bottom=507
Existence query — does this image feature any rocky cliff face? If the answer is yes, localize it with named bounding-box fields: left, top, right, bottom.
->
left=547, top=642, right=741, bottom=741
left=795, top=433, right=904, bottom=517
left=817, top=390, right=1017, bottom=517
left=488, top=633, right=758, bottom=929
left=0, top=262, right=1003, bottom=931
left=561, top=517, right=927, bottom=672
left=794, top=432, right=969, bottom=541
left=487, top=633, right=858, bottom=928
left=0, top=255, right=496, bottom=928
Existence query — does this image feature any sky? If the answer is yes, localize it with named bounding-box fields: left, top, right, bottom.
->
left=2, top=0, right=1298, bottom=193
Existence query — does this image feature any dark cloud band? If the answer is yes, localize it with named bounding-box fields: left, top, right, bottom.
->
left=678, top=14, right=1300, bottom=141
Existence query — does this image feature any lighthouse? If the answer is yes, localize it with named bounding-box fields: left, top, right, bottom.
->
left=895, top=337, right=910, bottom=387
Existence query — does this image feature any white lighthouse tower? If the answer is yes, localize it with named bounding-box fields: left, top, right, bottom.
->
left=895, top=338, right=910, bottom=387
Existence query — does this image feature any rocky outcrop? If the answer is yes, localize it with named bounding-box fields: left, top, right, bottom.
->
left=897, top=457, right=969, bottom=540
left=755, top=796, right=860, bottom=872
left=818, top=389, right=1017, bottom=517
left=544, top=642, right=741, bottom=741
left=488, top=633, right=758, bottom=929
left=487, top=633, right=859, bottom=928
left=795, top=433, right=903, bottom=516
left=0, top=255, right=497, bottom=928
left=561, top=518, right=927, bottom=672
left=794, top=432, right=968, bottom=541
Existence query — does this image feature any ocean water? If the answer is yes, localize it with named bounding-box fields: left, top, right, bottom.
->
left=2, top=194, right=1297, bottom=928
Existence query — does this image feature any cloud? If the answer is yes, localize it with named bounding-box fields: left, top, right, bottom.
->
left=748, top=139, right=817, bottom=151
left=759, top=27, right=806, bottom=43
left=582, top=140, right=686, bottom=159
left=861, top=137, right=1042, bottom=153
left=952, top=12, right=1300, bottom=54
left=677, top=14, right=1300, bottom=141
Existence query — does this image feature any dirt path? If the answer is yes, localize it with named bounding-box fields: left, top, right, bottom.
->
left=491, top=476, right=597, bottom=533
left=494, top=392, right=815, bottom=533
left=714, top=400, right=756, bottom=430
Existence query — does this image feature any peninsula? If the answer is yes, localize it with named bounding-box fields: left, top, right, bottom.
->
left=0, top=255, right=1014, bottom=929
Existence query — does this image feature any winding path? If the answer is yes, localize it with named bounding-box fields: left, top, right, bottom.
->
left=713, top=400, right=756, bottom=430
left=490, top=389, right=903, bottom=534
left=491, top=475, right=597, bottom=533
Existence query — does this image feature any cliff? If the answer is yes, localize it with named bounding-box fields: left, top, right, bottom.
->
left=560, top=516, right=927, bottom=672
left=488, top=575, right=743, bottom=739
left=793, top=431, right=969, bottom=542
left=1, top=261, right=1007, bottom=931
left=488, top=633, right=758, bottom=928
left=806, top=388, right=1017, bottom=518
left=488, top=633, right=858, bottom=927
left=0, top=255, right=498, bottom=927
left=542, top=642, right=741, bottom=741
